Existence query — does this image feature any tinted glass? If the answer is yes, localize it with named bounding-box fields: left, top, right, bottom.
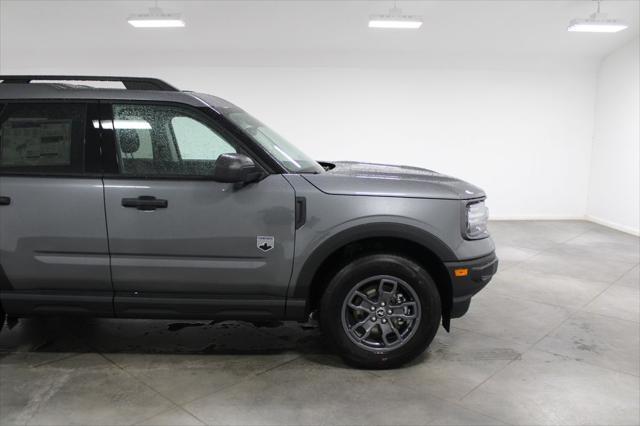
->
left=193, top=93, right=323, bottom=174
left=172, top=116, right=235, bottom=160
left=112, top=104, right=237, bottom=177
left=226, top=111, right=323, bottom=174
left=0, top=103, right=85, bottom=173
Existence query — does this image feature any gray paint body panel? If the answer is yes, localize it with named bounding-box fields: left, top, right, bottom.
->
left=0, top=86, right=497, bottom=324
left=307, top=161, right=485, bottom=200
left=283, top=175, right=494, bottom=303
left=103, top=175, right=295, bottom=313
left=0, top=176, right=112, bottom=313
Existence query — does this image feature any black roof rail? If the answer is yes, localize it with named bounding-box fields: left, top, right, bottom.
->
left=0, top=75, right=179, bottom=91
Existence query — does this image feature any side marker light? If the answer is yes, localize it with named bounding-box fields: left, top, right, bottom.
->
left=455, top=268, right=469, bottom=277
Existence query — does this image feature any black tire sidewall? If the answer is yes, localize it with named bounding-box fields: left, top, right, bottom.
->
left=320, top=254, right=441, bottom=369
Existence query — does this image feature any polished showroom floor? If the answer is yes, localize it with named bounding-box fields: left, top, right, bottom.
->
left=1, top=221, right=638, bottom=426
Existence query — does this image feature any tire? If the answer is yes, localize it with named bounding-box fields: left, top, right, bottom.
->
left=320, top=254, right=441, bottom=369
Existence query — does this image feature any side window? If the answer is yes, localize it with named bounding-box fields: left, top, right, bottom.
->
left=172, top=116, right=235, bottom=160
left=112, top=104, right=237, bottom=177
left=0, top=103, right=85, bottom=174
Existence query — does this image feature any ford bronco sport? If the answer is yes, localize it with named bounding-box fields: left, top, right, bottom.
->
left=0, top=76, right=497, bottom=368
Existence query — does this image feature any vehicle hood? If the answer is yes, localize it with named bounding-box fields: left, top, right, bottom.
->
left=303, top=161, right=485, bottom=200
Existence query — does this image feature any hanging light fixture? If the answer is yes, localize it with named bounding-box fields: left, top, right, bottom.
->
left=369, top=1, right=423, bottom=29
left=568, top=0, right=628, bottom=33
left=128, top=0, right=185, bottom=28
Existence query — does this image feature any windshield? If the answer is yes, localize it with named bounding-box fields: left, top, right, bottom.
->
left=225, top=110, right=324, bottom=174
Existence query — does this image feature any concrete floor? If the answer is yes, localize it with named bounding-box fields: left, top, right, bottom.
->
left=0, top=220, right=638, bottom=426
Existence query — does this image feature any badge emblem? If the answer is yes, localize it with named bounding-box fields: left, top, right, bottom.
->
left=257, top=236, right=274, bottom=252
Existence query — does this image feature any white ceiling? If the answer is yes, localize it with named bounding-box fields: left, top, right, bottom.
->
left=1, top=0, right=638, bottom=70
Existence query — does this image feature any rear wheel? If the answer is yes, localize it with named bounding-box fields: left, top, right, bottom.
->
left=320, top=254, right=441, bottom=369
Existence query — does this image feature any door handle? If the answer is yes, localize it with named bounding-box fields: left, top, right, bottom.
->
left=121, top=196, right=168, bottom=211
left=0, top=196, right=10, bottom=206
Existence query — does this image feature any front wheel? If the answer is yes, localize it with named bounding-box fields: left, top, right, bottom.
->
left=320, top=254, right=441, bottom=369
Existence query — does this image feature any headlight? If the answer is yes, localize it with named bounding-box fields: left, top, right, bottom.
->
left=465, top=200, right=489, bottom=239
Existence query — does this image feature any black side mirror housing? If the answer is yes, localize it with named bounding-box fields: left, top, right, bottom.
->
left=213, top=153, right=263, bottom=184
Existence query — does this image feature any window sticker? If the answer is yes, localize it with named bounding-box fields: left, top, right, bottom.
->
left=1, top=118, right=73, bottom=167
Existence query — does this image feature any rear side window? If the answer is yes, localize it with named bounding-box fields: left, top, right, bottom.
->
left=0, top=103, right=86, bottom=174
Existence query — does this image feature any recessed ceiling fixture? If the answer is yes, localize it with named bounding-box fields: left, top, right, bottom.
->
left=128, top=1, right=185, bottom=28
left=369, top=2, right=423, bottom=29
left=568, top=0, right=627, bottom=33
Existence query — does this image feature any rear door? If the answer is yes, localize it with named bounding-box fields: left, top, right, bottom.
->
left=0, top=102, right=112, bottom=315
left=100, top=102, right=296, bottom=319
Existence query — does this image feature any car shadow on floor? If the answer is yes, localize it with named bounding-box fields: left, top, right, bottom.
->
left=0, top=316, right=350, bottom=366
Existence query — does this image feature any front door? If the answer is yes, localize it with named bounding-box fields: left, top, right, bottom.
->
left=101, top=102, right=295, bottom=319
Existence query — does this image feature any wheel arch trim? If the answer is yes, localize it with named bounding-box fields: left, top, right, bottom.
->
left=288, top=222, right=456, bottom=307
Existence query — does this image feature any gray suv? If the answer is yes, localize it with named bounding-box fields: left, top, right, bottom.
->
left=0, top=76, right=497, bottom=368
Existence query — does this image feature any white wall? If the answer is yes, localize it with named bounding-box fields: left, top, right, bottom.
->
left=4, top=1, right=640, bottom=227
left=0, top=64, right=598, bottom=219
left=587, top=38, right=640, bottom=235
left=163, top=67, right=599, bottom=219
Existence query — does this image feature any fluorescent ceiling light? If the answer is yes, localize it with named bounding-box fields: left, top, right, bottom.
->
left=128, top=19, right=185, bottom=28
left=93, top=120, right=152, bottom=130
left=568, top=17, right=627, bottom=32
left=128, top=7, right=185, bottom=28
left=369, top=6, right=423, bottom=29
left=369, top=19, right=422, bottom=29
left=113, top=120, right=152, bottom=130
left=568, top=1, right=627, bottom=33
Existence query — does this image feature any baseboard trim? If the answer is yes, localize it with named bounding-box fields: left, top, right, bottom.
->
left=490, top=216, right=639, bottom=236
left=490, top=216, right=585, bottom=221
left=585, top=215, right=640, bottom=236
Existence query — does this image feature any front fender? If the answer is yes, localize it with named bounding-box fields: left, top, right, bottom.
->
left=285, top=220, right=457, bottom=319
left=281, top=175, right=463, bottom=320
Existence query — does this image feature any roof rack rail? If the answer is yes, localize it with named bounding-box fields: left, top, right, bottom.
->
left=0, top=75, right=179, bottom=91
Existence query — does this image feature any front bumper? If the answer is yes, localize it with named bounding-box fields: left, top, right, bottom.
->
left=445, top=251, right=498, bottom=318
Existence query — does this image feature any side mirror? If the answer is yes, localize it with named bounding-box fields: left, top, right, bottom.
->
left=212, top=153, right=262, bottom=184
